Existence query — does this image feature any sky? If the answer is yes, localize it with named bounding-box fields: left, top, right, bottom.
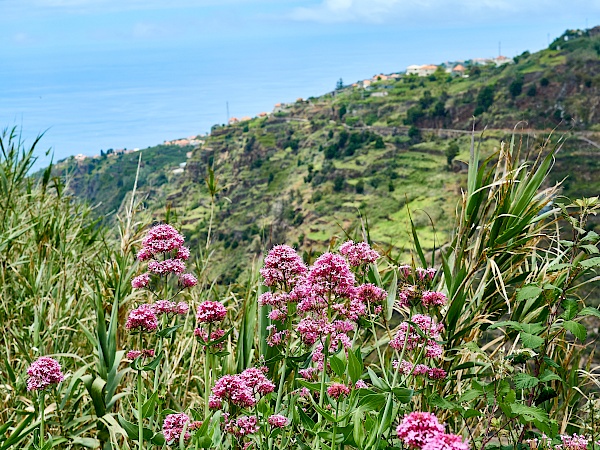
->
left=1, top=0, right=599, bottom=166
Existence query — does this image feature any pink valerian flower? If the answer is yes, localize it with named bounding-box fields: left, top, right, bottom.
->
left=305, top=252, right=356, bottom=298
left=212, top=375, right=256, bottom=408
left=266, top=326, right=289, bottom=347
left=339, top=241, right=380, bottom=267
left=152, top=300, right=189, bottom=316
left=196, top=301, right=227, bottom=323
left=179, top=273, right=198, bottom=288
left=427, top=367, right=447, bottom=380
left=558, top=435, right=589, bottom=450
left=194, top=328, right=226, bottom=349
left=126, top=349, right=155, bottom=360
left=239, top=367, right=275, bottom=396
left=354, top=379, right=368, bottom=389
left=162, top=413, right=191, bottom=444
left=421, top=291, right=447, bottom=308
left=356, top=283, right=387, bottom=305
left=176, top=246, right=191, bottom=260
left=268, top=414, right=289, bottom=428
left=268, top=307, right=288, bottom=321
left=208, top=395, right=222, bottom=409
left=393, top=361, right=447, bottom=380
left=148, top=258, right=186, bottom=276
left=224, top=415, right=259, bottom=437
left=260, top=245, right=308, bottom=287
left=297, top=317, right=332, bottom=346
left=136, top=248, right=153, bottom=261
left=142, top=224, right=185, bottom=255
left=131, top=273, right=150, bottom=289
left=422, top=433, right=470, bottom=450
left=26, top=357, right=64, bottom=391
left=397, top=291, right=410, bottom=308
left=327, top=383, right=350, bottom=399
left=389, top=314, right=444, bottom=358
left=258, top=292, right=290, bottom=308
left=398, top=264, right=412, bottom=279
left=415, top=268, right=428, bottom=281
left=190, top=421, right=203, bottom=430
left=396, top=412, right=445, bottom=449
left=126, top=304, right=158, bottom=332
left=299, top=368, right=319, bottom=381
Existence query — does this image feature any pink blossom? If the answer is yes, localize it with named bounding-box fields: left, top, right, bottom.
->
left=422, top=291, right=447, bottom=308
left=327, top=383, right=350, bottom=400
left=151, top=300, right=188, bottom=316
left=422, top=433, right=470, bottom=450
left=131, top=273, right=150, bottom=289
left=389, top=314, right=444, bottom=358
left=268, top=414, right=289, bottom=428
left=258, top=292, right=289, bottom=307
left=297, top=317, right=330, bottom=346
left=26, top=357, right=64, bottom=391
left=299, top=368, right=319, bottom=381
left=266, top=326, right=288, bottom=347
left=194, top=328, right=226, bottom=348
left=305, top=252, right=356, bottom=298
left=268, top=307, right=287, bottom=322
left=396, top=412, right=445, bottom=448
left=356, top=283, right=387, bottom=305
left=136, top=248, right=152, bottom=261
left=224, top=415, right=259, bottom=437
left=415, top=268, right=428, bottom=281
left=148, top=258, right=186, bottom=276
left=260, top=245, right=308, bottom=287
left=162, top=413, right=191, bottom=444
left=142, top=224, right=185, bottom=255
left=239, top=367, right=275, bottom=396
left=354, top=380, right=368, bottom=389
left=559, top=434, right=589, bottom=450
left=126, top=304, right=158, bottom=332
left=397, top=291, right=410, bottom=308
left=176, top=246, right=190, bottom=260
left=427, top=368, right=447, bottom=380
left=196, top=301, right=227, bottom=323
left=126, top=349, right=155, bottom=360
left=399, top=264, right=412, bottom=278
left=212, top=375, right=256, bottom=408
left=208, top=395, right=222, bottom=409
left=179, top=273, right=198, bottom=288
left=339, top=241, right=380, bottom=266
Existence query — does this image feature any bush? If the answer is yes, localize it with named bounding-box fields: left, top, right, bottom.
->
left=333, top=175, right=345, bottom=192
left=355, top=179, right=365, bottom=194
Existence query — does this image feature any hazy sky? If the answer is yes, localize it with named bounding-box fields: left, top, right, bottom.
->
left=3, top=0, right=599, bottom=58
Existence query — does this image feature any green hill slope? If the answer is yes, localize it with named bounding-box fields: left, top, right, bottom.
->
left=51, top=27, right=600, bottom=282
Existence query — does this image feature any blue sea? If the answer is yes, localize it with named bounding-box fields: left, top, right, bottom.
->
left=0, top=28, right=550, bottom=170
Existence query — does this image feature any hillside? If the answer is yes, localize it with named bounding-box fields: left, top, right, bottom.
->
left=52, top=27, right=600, bottom=282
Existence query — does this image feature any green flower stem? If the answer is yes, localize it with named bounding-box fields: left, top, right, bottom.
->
left=204, top=324, right=212, bottom=420
left=331, top=402, right=339, bottom=450
left=137, top=369, right=144, bottom=450
left=39, top=391, right=45, bottom=448
left=275, top=324, right=292, bottom=414
left=370, top=321, right=389, bottom=383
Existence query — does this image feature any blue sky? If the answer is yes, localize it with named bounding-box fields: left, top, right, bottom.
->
left=3, top=0, right=599, bottom=57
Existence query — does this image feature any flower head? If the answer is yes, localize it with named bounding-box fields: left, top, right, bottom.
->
left=179, top=273, right=198, bottom=288
left=163, top=413, right=191, bottom=444
left=327, top=383, right=350, bottom=400
left=196, top=301, right=227, bottom=323
left=131, top=273, right=151, bottom=289
left=126, top=304, right=158, bottom=332
left=224, top=415, right=259, bottom=437
left=268, top=414, right=289, bottom=428
left=339, top=241, right=380, bottom=267
left=27, top=357, right=64, bottom=391
left=142, top=224, right=185, bottom=255
left=422, top=433, right=470, bottom=450
left=305, top=252, right=356, bottom=298
left=148, top=258, right=186, bottom=276
left=260, top=245, right=308, bottom=287
left=421, top=291, right=447, bottom=308
left=396, top=412, right=445, bottom=449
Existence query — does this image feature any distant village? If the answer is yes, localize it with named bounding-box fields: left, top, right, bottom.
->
left=71, top=54, right=513, bottom=166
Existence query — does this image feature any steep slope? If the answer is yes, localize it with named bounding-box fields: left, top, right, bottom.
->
left=51, top=27, right=600, bottom=282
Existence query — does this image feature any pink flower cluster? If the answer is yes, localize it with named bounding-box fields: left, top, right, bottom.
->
left=194, top=327, right=226, bottom=348
left=393, top=360, right=447, bottom=380
left=126, top=349, right=155, bottom=360
left=223, top=415, right=259, bottom=437
left=396, top=412, right=469, bottom=450
left=131, top=224, right=197, bottom=289
left=557, top=435, right=589, bottom=450
left=162, top=413, right=191, bottom=444
left=389, top=314, right=444, bottom=358
left=267, top=414, right=289, bottom=428
left=196, top=301, right=227, bottom=323
left=339, top=240, right=380, bottom=267
left=27, top=357, right=64, bottom=391
left=125, top=304, right=158, bottom=332
left=260, top=245, right=308, bottom=288
left=152, top=300, right=189, bottom=316
left=327, top=382, right=350, bottom=400
left=211, top=367, right=275, bottom=409
left=421, top=291, right=447, bottom=308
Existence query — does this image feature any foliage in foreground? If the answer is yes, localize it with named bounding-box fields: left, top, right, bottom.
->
left=2, top=127, right=600, bottom=450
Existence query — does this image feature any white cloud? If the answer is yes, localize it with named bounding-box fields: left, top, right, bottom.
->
left=289, top=0, right=600, bottom=24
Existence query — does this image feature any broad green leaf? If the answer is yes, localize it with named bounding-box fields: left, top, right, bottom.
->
left=513, top=373, right=539, bottom=389
left=117, top=415, right=153, bottom=441
left=510, top=404, right=549, bottom=422
left=329, top=355, right=346, bottom=378
left=538, top=370, right=562, bottom=383
left=392, top=388, right=414, bottom=404
left=358, top=393, right=387, bottom=412
left=543, top=356, right=560, bottom=369
left=520, top=332, right=544, bottom=349
left=459, top=390, right=482, bottom=403
left=516, top=285, right=542, bottom=302
left=151, top=433, right=165, bottom=446
left=156, top=324, right=183, bottom=338
left=547, top=263, right=571, bottom=272
left=519, top=323, right=545, bottom=335
left=562, top=320, right=587, bottom=341
left=578, top=307, right=600, bottom=319
left=561, top=299, right=579, bottom=320
left=347, top=350, right=363, bottom=384
left=462, top=409, right=482, bottom=419
left=385, top=269, right=398, bottom=321
left=579, top=257, right=600, bottom=269
left=142, top=391, right=158, bottom=418
left=581, top=244, right=599, bottom=254
left=428, top=393, right=458, bottom=410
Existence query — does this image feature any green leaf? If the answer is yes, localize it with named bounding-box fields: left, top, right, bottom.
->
left=547, top=263, right=571, bottom=272
left=561, top=299, right=579, bottom=320
left=581, top=244, right=599, bottom=254
left=367, top=368, right=387, bottom=390
left=462, top=409, right=482, bottom=419
left=347, top=350, right=363, bottom=384
left=151, top=433, right=166, bottom=446
left=513, top=373, right=539, bottom=389
left=428, top=393, right=458, bottom=410
left=142, top=392, right=158, bottom=419
left=385, top=269, right=398, bottom=321
left=142, top=351, right=164, bottom=371
left=520, top=332, right=544, bottom=349
left=510, top=404, right=549, bottom=422
left=459, top=390, right=482, bottom=403
left=578, top=307, right=600, bottom=319
left=519, top=323, right=545, bottom=335
left=543, top=356, right=560, bottom=369
left=392, top=388, right=414, bottom=404
left=579, top=257, right=600, bottom=269
left=563, top=320, right=587, bottom=341
left=296, top=379, right=321, bottom=392
left=583, top=231, right=600, bottom=243
left=117, top=415, right=153, bottom=441
left=358, top=393, right=387, bottom=412
left=329, top=355, right=346, bottom=378
left=516, top=285, right=543, bottom=302
left=538, top=370, right=562, bottom=383
left=156, top=324, right=184, bottom=338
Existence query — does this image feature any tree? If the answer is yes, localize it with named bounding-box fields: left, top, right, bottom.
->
left=355, top=179, right=365, bottom=194
left=333, top=176, right=345, bottom=192
left=446, top=142, right=459, bottom=168
left=336, top=78, right=344, bottom=90
left=509, top=78, right=523, bottom=97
